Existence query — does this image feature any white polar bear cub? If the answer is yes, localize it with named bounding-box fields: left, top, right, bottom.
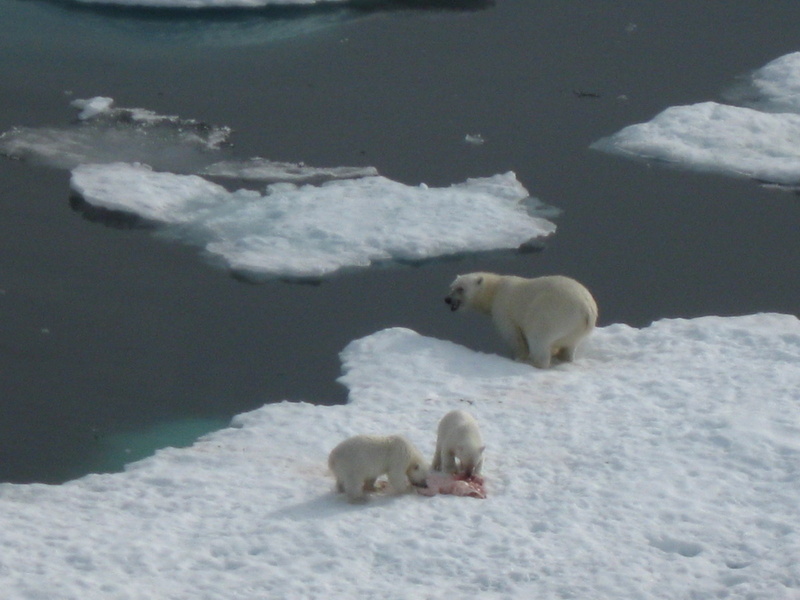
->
left=445, top=272, right=598, bottom=368
left=433, top=410, right=485, bottom=477
left=328, top=434, right=429, bottom=502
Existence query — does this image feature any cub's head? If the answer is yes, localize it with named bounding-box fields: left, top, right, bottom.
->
left=455, top=444, right=486, bottom=478
left=407, top=460, right=430, bottom=487
left=444, top=273, right=489, bottom=313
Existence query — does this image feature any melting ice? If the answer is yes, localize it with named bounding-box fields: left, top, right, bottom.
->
left=592, top=51, right=800, bottom=187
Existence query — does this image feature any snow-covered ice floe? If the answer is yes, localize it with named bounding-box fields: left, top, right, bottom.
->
left=592, top=51, right=800, bottom=188
left=1, top=313, right=799, bottom=599
left=70, top=162, right=556, bottom=279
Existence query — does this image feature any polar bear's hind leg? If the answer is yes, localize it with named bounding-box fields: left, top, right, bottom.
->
left=555, top=345, right=576, bottom=363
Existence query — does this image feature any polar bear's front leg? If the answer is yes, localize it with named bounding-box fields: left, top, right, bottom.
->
left=387, top=467, right=411, bottom=493
left=513, top=327, right=530, bottom=362
left=439, top=449, right=458, bottom=474
left=526, top=338, right=552, bottom=369
left=432, top=439, right=443, bottom=472
left=555, top=345, right=576, bottom=363
left=342, top=476, right=368, bottom=502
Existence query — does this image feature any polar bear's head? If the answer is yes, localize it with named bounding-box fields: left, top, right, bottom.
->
left=407, top=459, right=429, bottom=487
left=445, top=273, right=495, bottom=314
left=455, top=443, right=485, bottom=478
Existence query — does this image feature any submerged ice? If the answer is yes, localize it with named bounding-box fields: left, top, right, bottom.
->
left=71, top=163, right=556, bottom=279
left=0, top=96, right=231, bottom=173
left=592, top=51, right=800, bottom=187
left=0, top=96, right=374, bottom=180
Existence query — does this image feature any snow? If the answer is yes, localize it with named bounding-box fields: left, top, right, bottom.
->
left=70, top=162, right=556, bottom=279
left=592, top=51, right=800, bottom=187
left=1, top=313, right=799, bottom=599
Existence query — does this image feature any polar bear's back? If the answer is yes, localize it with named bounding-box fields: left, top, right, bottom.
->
left=328, top=434, right=421, bottom=477
left=437, top=410, right=481, bottom=444
left=494, top=275, right=597, bottom=330
left=328, top=435, right=392, bottom=472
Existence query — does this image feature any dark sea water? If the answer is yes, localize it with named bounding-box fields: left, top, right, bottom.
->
left=1, top=0, right=799, bottom=483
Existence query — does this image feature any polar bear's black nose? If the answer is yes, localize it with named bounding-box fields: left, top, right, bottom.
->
left=444, top=297, right=452, bottom=305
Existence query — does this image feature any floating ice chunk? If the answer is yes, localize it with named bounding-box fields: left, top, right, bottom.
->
left=593, top=51, right=800, bottom=187
left=70, top=163, right=556, bottom=279
left=71, top=163, right=230, bottom=224
left=725, top=51, right=800, bottom=114
left=592, top=102, right=800, bottom=185
left=70, top=96, right=115, bottom=120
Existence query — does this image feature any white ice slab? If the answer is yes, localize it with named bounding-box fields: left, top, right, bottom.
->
left=592, top=102, right=800, bottom=185
left=726, top=51, right=800, bottom=114
left=592, top=51, right=800, bottom=186
left=71, top=162, right=556, bottom=279
left=0, top=313, right=798, bottom=599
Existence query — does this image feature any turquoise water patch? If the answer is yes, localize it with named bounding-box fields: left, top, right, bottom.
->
left=84, top=417, right=229, bottom=475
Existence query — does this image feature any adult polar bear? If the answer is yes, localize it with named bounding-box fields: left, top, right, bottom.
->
left=445, top=272, right=597, bottom=368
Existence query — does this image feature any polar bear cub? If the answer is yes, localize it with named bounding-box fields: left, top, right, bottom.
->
left=432, top=410, right=485, bottom=477
left=445, top=272, right=598, bottom=368
left=328, top=434, right=429, bottom=502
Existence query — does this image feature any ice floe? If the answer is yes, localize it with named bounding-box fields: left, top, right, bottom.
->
left=592, top=51, right=800, bottom=187
left=70, top=162, right=556, bottom=279
left=0, top=313, right=798, bottom=598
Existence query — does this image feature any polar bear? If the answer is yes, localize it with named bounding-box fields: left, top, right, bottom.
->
left=445, top=272, right=597, bottom=368
left=328, top=434, right=429, bottom=502
left=432, top=410, right=485, bottom=477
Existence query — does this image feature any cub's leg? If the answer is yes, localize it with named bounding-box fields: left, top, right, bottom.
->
left=440, top=449, right=458, bottom=474
left=555, top=345, right=576, bottom=363
left=526, top=339, right=552, bottom=369
left=387, top=467, right=410, bottom=493
left=342, top=475, right=368, bottom=502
